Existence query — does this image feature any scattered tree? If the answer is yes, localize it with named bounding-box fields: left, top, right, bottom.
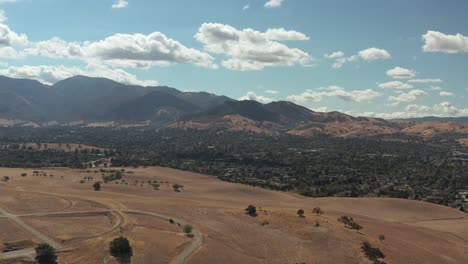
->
left=379, top=235, right=385, bottom=242
left=362, top=241, right=386, bottom=264
left=245, top=205, right=257, bottom=217
left=109, top=237, right=133, bottom=264
left=93, top=182, right=101, bottom=191
left=297, top=209, right=305, bottom=218
left=2, top=176, right=10, bottom=182
left=338, top=216, right=362, bottom=230
left=35, top=243, right=57, bottom=264
left=312, top=207, right=324, bottom=216
left=183, top=224, right=193, bottom=237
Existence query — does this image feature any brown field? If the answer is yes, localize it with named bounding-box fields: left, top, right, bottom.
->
left=0, top=166, right=467, bottom=264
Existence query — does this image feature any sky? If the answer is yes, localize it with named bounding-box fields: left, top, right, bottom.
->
left=0, top=0, right=467, bottom=118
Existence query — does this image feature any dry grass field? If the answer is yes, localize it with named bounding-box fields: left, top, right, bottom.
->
left=0, top=166, right=467, bottom=264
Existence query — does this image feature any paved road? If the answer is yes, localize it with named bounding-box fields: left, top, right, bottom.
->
left=0, top=192, right=202, bottom=264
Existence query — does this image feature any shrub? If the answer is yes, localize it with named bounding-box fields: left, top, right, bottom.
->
left=183, top=224, right=193, bottom=237
left=93, top=182, right=101, bottom=191
left=110, top=237, right=133, bottom=264
left=362, top=241, right=386, bottom=264
left=245, top=205, right=257, bottom=217
left=338, top=216, right=362, bottom=230
left=297, top=209, right=305, bottom=217
left=34, top=243, right=57, bottom=264
left=312, top=207, right=324, bottom=216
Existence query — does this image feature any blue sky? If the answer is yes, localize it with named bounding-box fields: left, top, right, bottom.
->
left=0, top=0, right=467, bottom=118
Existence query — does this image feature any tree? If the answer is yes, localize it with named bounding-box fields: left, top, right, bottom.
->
left=110, top=237, right=133, bottom=264
left=297, top=209, right=305, bottom=218
left=362, top=241, right=385, bottom=264
left=93, top=182, right=101, bottom=191
left=312, top=207, right=324, bottom=216
left=338, top=216, right=362, bottom=230
left=183, top=224, right=193, bottom=237
left=379, top=235, right=385, bottom=242
left=35, top=243, right=57, bottom=264
left=2, top=176, right=10, bottom=182
left=245, top=205, right=257, bottom=217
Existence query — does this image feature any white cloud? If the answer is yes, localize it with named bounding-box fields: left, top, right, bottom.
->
left=0, top=46, right=19, bottom=58
left=239, top=91, right=274, bottom=103
left=265, top=89, right=278, bottom=94
left=0, top=64, right=158, bottom=86
left=243, top=4, right=250, bottom=10
left=386, top=67, right=416, bottom=79
left=324, top=51, right=344, bottom=59
left=378, top=81, right=413, bottom=90
left=388, top=89, right=428, bottom=103
left=325, top=48, right=390, bottom=69
left=25, top=32, right=216, bottom=69
left=354, top=102, right=468, bottom=119
left=288, top=86, right=381, bottom=103
left=429, top=86, right=442, bottom=91
left=422, top=30, right=468, bottom=53
left=195, top=23, right=312, bottom=71
left=408, top=78, right=442, bottom=84
left=358, top=47, right=391, bottom=61
left=265, top=0, right=284, bottom=8
left=440, top=91, right=455, bottom=97
left=112, top=0, right=128, bottom=9
left=0, top=23, right=28, bottom=46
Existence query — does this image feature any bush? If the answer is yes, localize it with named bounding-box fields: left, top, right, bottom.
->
left=183, top=224, right=193, bottom=237
left=245, top=205, right=257, bottom=217
left=312, top=207, right=324, bottom=216
left=297, top=209, right=305, bottom=217
left=362, top=241, right=386, bottom=264
left=93, top=182, right=101, bottom=191
left=338, top=216, right=362, bottom=230
left=35, top=243, right=57, bottom=264
left=110, top=237, right=133, bottom=264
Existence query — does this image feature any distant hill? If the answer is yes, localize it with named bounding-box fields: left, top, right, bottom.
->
left=401, top=116, right=468, bottom=124
left=0, top=75, right=232, bottom=123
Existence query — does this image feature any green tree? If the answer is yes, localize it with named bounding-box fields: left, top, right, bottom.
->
left=183, top=224, right=193, bottom=237
left=297, top=209, right=305, bottom=217
left=245, top=205, right=257, bottom=217
left=35, top=243, right=57, bottom=264
left=93, top=182, right=101, bottom=191
left=110, top=237, right=133, bottom=264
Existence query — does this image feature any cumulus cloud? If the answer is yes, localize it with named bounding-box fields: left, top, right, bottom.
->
left=386, top=67, right=416, bottom=79
left=324, top=51, right=344, bottom=59
left=325, top=48, right=390, bottom=69
left=112, top=0, right=128, bottom=9
left=195, top=23, right=312, bottom=71
left=242, top=4, right=250, bottom=10
left=265, top=0, right=284, bottom=8
left=0, top=23, right=28, bottom=46
left=0, top=46, right=19, bottom=58
left=287, top=86, right=381, bottom=103
left=353, top=102, right=468, bottom=119
left=422, top=30, right=468, bottom=53
left=25, top=32, right=216, bottom=69
left=0, top=64, right=158, bottom=86
left=239, top=91, right=274, bottom=103
left=265, top=89, right=279, bottom=94
left=378, top=81, right=413, bottom=90
left=440, top=91, right=455, bottom=97
left=408, top=78, right=442, bottom=84
left=358, top=47, right=391, bottom=61
left=429, top=86, right=442, bottom=91
left=388, top=89, right=428, bottom=103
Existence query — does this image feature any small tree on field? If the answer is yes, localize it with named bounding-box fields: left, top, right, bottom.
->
left=379, top=235, right=385, bottom=242
left=2, top=176, right=10, bottom=182
left=338, top=216, right=362, bottom=231
left=362, top=241, right=386, bottom=264
left=297, top=209, right=305, bottom=218
left=312, top=207, right=324, bottom=216
left=110, top=237, right=133, bottom=264
left=173, top=184, right=183, bottom=192
left=183, top=224, right=193, bottom=237
left=245, top=205, right=257, bottom=217
left=93, top=182, right=101, bottom=191
left=35, top=243, right=57, bottom=264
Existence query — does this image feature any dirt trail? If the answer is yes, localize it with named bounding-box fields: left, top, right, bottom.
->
left=0, top=191, right=202, bottom=264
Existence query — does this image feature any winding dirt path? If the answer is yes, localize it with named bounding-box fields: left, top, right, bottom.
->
left=0, top=190, right=202, bottom=264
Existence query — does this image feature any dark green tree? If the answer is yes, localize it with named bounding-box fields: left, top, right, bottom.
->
left=35, top=243, right=57, bottom=264
left=110, top=237, right=133, bottom=264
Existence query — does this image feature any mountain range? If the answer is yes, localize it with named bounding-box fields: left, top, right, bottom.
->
left=0, top=75, right=467, bottom=142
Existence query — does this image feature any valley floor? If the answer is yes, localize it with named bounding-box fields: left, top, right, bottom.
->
left=0, top=166, right=467, bottom=264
